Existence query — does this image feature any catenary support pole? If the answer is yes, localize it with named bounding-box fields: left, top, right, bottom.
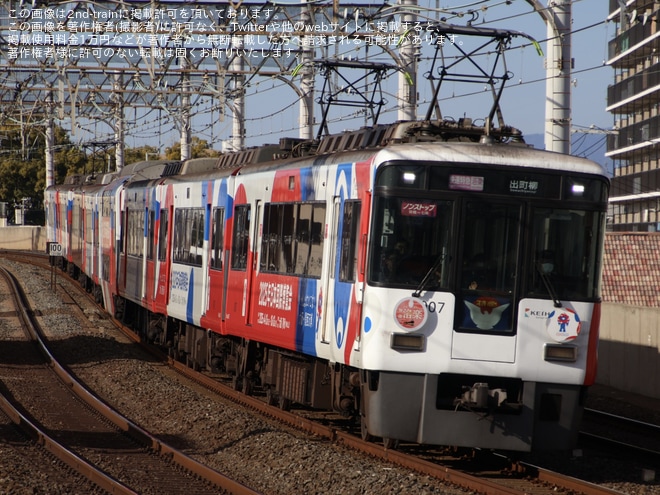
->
left=544, top=0, right=572, bottom=154
left=397, top=0, right=417, bottom=122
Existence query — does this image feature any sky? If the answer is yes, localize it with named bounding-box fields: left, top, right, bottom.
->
left=81, top=0, right=615, bottom=164
left=212, top=0, right=614, bottom=155
left=477, top=0, right=613, bottom=142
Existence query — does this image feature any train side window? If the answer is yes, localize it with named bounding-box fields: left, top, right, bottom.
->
left=191, top=208, right=204, bottom=265
left=158, top=209, right=168, bottom=261
left=85, top=206, right=92, bottom=245
left=101, top=255, right=110, bottom=282
left=72, top=199, right=81, bottom=249
left=59, top=202, right=66, bottom=233
left=295, top=202, right=326, bottom=278
left=260, top=203, right=296, bottom=274
left=308, top=203, right=326, bottom=277
left=281, top=204, right=295, bottom=273
left=261, top=203, right=283, bottom=272
left=126, top=209, right=145, bottom=258
left=147, top=209, right=155, bottom=260
left=295, top=203, right=312, bottom=275
left=339, top=201, right=361, bottom=282
left=210, top=207, right=225, bottom=270
left=172, top=208, right=204, bottom=266
left=232, top=205, right=251, bottom=270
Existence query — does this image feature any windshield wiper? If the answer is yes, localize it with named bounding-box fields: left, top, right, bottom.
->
left=536, top=263, right=562, bottom=308
left=412, top=253, right=447, bottom=298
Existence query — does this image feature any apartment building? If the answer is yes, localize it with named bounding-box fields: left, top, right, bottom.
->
left=607, top=0, right=660, bottom=231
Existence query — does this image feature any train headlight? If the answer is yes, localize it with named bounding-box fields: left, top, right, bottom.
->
left=391, top=333, right=425, bottom=351
left=544, top=343, right=577, bottom=362
left=402, top=172, right=417, bottom=184
left=571, top=184, right=585, bottom=196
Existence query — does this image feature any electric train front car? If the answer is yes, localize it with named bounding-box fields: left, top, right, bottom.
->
left=356, top=141, right=608, bottom=451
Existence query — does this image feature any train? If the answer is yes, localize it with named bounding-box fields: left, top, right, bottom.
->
left=45, top=119, right=610, bottom=452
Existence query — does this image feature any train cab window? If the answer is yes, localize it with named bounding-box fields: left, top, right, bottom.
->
left=369, top=197, right=452, bottom=288
left=210, top=207, right=225, bottom=270
left=231, top=205, right=251, bottom=270
left=527, top=208, right=605, bottom=300
left=173, top=207, right=204, bottom=266
left=158, top=209, right=168, bottom=261
left=457, top=202, right=520, bottom=333
left=339, top=201, right=361, bottom=282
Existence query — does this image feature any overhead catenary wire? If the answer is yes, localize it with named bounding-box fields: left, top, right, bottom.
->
left=1, top=0, right=612, bottom=159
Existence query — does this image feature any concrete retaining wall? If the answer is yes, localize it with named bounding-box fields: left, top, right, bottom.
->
left=0, top=227, right=656, bottom=400
left=0, top=226, right=47, bottom=252
left=599, top=303, right=660, bottom=400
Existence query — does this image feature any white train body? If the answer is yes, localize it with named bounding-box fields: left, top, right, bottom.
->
left=46, top=123, right=609, bottom=451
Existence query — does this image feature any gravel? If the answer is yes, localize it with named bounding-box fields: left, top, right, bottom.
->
left=1, top=258, right=658, bottom=495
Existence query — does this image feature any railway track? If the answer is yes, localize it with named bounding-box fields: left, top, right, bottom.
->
left=0, top=401, right=106, bottom=493
left=582, top=408, right=660, bottom=455
left=0, top=263, right=259, bottom=495
left=2, top=250, right=657, bottom=495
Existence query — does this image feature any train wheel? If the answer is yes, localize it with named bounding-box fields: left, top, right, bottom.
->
left=93, top=286, right=103, bottom=305
left=114, top=297, right=124, bottom=321
left=265, top=387, right=277, bottom=406
left=382, top=437, right=399, bottom=450
left=279, top=397, right=291, bottom=411
left=360, top=417, right=374, bottom=442
left=242, top=376, right=253, bottom=396
left=185, top=354, right=199, bottom=371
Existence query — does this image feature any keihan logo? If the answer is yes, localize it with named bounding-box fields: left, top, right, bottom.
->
left=525, top=308, right=551, bottom=318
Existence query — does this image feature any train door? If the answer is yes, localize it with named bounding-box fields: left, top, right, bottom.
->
left=65, top=191, right=73, bottom=264
left=320, top=196, right=341, bottom=346
left=153, top=203, right=173, bottom=314
left=99, top=187, right=114, bottom=312
left=71, top=190, right=82, bottom=268
left=204, top=205, right=226, bottom=328
left=145, top=206, right=156, bottom=308
left=82, top=196, right=89, bottom=274
left=227, top=203, right=251, bottom=324
left=322, top=197, right=363, bottom=362
left=92, top=195, right=99, bottom=283
left=246, top=200, right=261, bottom=325
left=453, top=200, right=521, bottom=362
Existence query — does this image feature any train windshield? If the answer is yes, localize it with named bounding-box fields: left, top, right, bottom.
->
left=369, top=197, right=453, bottom=288
left=527, top=207, right=604, bottom=301
left=369, top=163, right=608, bottom=330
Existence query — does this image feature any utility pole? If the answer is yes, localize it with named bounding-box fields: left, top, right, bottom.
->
left=180, top=58, right=192, bottom=161
left=523, top=0, right=572, bottom=154
left=230, top=35, right=246, bottom=152
left=113, top=72, right=125, bottom=171
left=45, top=89, right=55, bottom=188
left=397, top=0, right=417, bottom=122
left=299, top=0, right=315, bottom=140
left=544, top=0, right=572, bottom=154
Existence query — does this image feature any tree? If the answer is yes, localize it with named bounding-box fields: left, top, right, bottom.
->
left=164, top=136, right=220, bottom=160
left=122, top=145, right=160, bottom=166
left=0, top=124, right=91, bottom=208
